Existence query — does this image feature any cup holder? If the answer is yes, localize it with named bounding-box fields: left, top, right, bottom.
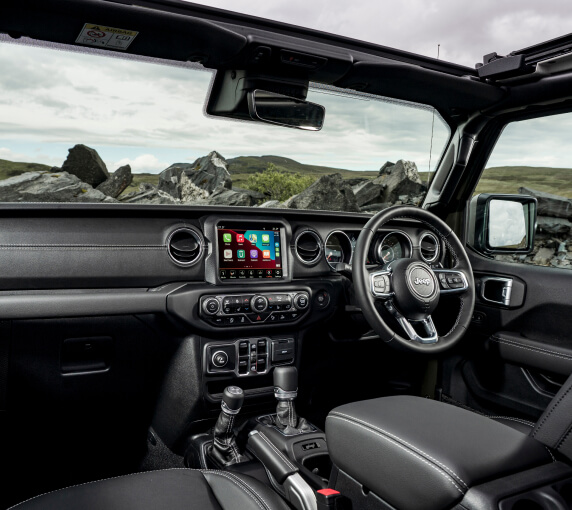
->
left=302, top=454, right=332, bottom=482
left=500, top=487, right=570, bottom=510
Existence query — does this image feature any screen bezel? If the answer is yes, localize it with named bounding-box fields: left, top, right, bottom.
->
left=204, top=216, right=291, bottom=285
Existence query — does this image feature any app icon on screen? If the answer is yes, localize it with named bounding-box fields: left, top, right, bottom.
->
left=275, top=242, right=279, bottom=247
left=248, top=233, right=257, bottom=243
left=236, top=234, right=244, bottom=243
left=224, top=249, right=232, bottom=259
left=263, top=250, right=271, bottom=259
left=250, top=250, right=258, bottom=259
left=222, top=233, right=232, bottom=243
left=237, top=250, right=245, bottom=259
left=262, top=234, right=270, bottom=244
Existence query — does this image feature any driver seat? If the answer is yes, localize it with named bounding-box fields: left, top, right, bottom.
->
left=10, top=468, right=290, bottom=510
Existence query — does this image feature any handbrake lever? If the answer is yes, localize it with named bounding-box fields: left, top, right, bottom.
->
left=248, top=430, right=317, bottom=510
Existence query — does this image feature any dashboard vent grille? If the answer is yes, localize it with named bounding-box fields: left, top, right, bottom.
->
left=420, top=232, right=439, bottom=263
left=295, top=230, right=323, bottom=265
left=167, top=228, right=203, bottom=266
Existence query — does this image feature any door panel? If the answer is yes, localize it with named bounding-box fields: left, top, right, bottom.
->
left=440, top=252, right=572, bottom=421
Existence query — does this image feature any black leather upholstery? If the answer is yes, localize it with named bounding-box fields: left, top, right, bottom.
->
left=11, top=468, right=290, bottom=510
left=208, top=410, right=248, bottom=467
left=326, top=396, right=552, bottom=510
left=531, top=373, right=572, bottom=462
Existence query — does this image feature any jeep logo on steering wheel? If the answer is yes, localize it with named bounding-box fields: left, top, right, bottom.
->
left=414, top=277, right=431, bottom=286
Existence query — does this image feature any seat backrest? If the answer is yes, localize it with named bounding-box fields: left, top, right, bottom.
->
left=531, top=372, right=572, bottom=461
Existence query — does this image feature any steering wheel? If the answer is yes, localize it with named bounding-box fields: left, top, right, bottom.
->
left=353, top=206, right=475, bottom=353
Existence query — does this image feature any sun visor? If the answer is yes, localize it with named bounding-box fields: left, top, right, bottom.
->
left=0, top=0, right=247, bottom=66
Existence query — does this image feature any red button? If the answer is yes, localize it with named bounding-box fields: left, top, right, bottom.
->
left=317, top=489, right=340, bottom=496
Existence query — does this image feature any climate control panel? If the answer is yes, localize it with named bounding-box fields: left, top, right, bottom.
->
left=200, top=291, right=310, bottom=327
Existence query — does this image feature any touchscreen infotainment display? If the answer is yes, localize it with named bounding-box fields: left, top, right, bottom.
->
left=217, top=225, right=283, bottom=279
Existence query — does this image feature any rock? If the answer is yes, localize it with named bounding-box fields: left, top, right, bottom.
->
left=519, top=187, right=572, bottom=219
left=378, top=161, right=396, bottom=175
left=259, top=200, right=282, bottom=208
left=533, top=247, right=555, bottom=265
left=205, top=187, right=264, bottom=207
left=61, top=144, right=109, bottom=187
left=178, top=172, right=209, bottom=202
left=120, top=183, right=180, bottom=205
left=96, top=164, right=132, bottom=198
left=159, top=151, right=232, bottom=197
left=284, top=173, right=360, bottom=212
left=537, top=216, right=572, bottom=236
left=344, top=177, right=369, bottom=187
left=352, top=179, right=386, bottom=207
left=375, top=160, right=426, bottom=203
left=0, top=171, right=116, bottom=203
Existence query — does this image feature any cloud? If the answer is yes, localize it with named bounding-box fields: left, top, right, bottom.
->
left=113, top=154, right=169, bottom=173
left=0, top=147, right=29, bottom=161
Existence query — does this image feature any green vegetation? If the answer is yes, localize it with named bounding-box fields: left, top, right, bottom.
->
left=227, top=155, right=379, bottom=188
left=476, top=166, right=572, bottom=198
left=0, top=159, right=51, bottom=180
left=243, top=163, right=315, bottom=201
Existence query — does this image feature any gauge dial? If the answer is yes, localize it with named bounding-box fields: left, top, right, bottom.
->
left=325, top=231, right=352, bottom=270
left=379, top=245, right=395, bottom=264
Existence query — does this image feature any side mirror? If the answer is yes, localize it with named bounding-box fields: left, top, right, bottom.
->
left=247, top=90, right=325, bottom=131
left=468, top=194, right=537, bottom=255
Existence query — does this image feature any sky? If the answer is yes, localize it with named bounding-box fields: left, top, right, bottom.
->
left=0, top=1, right=571, bottom=174
left=188, top=0, right=572, bottom=68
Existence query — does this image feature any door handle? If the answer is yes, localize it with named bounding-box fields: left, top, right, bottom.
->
left=480, top=276, right=513, bottom=306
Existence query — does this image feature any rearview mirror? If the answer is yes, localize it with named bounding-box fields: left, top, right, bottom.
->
left=247, top=90, right=325, bottom=131
left=468, top=194, right=537, bottom=256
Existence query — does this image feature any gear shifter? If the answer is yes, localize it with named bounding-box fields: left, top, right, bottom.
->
left=273, top=367, right=312, bottom=434
left=208, top=386, right=248, bottom=466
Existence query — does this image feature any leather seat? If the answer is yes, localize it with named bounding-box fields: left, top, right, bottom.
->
left=326, top=396, right=553, bottom=510
left=11, top=468, right=290, bottom=510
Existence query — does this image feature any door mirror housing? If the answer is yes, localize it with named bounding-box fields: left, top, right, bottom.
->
left=468, top=194, right=537, bottom=256
left=247, top=90, right=325, bottom=131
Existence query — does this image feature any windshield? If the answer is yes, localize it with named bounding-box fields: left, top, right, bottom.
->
left=0, top=37, right=450, bottom=213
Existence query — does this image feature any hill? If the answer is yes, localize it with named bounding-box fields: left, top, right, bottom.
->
left=226, top=155, right=380, bottom=187
left=477, top=166, right=572, bottom=198
left=0, top=159, right=52, bottom=180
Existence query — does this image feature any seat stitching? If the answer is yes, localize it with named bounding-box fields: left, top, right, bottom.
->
left=328, top=415, right=464, bottom=494
left=7, top=468, right=191, bottom=510
left=329, top=412, right=468, bottom=489
left=555, top=422, right=572, bottom=450
left=544, top=446, right=556, bottom=462
left=490, top=337, right=572, bottom=360
left=486, top=416, right=536, bottom=427
left=257, top=431, right=297, bottom=471
left=532, top=383, right=572, bottom=438
left=203, top=470, right=272, bottom=510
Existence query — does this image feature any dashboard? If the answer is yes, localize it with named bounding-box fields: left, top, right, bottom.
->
left=0, top=206, right=447, bottom=336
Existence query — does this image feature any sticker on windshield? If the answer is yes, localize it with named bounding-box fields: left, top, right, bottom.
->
left=75, top=23, right=138, bottom=51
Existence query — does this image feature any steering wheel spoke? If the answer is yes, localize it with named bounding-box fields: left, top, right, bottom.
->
left=369, top=267, right=393, bottom=299
left=385, top=301, right=438, bottom=344
left=434, top=269, right=469, bottom=294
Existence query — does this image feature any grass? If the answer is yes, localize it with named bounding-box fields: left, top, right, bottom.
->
left=476, top=166, right=572, bottom=198
left=0, top=159, right=52, bottom=180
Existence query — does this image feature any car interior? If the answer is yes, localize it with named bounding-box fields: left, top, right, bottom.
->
left=1, top=1, right=572, bottom=509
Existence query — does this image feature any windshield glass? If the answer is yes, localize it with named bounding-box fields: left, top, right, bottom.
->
left=0, top=38, right=450, bottom=213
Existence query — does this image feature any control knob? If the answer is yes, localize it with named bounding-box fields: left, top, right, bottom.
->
left=203, top=298, right=220, bottom=315
left=251, top=295, right=268, bottom=312
left=294, top=293, right=309, bottom=310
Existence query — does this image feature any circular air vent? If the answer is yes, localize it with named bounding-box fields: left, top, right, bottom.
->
left=419, top=232, right=440, bottom=263
left=167, top=227, right=203, bottom=266
left=295, top=230, right=323, bottom=265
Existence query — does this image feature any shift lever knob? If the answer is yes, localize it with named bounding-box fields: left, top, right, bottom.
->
left=221, top=386, right=244, bottom=414
left=273, top=366, right=298, bottom=400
